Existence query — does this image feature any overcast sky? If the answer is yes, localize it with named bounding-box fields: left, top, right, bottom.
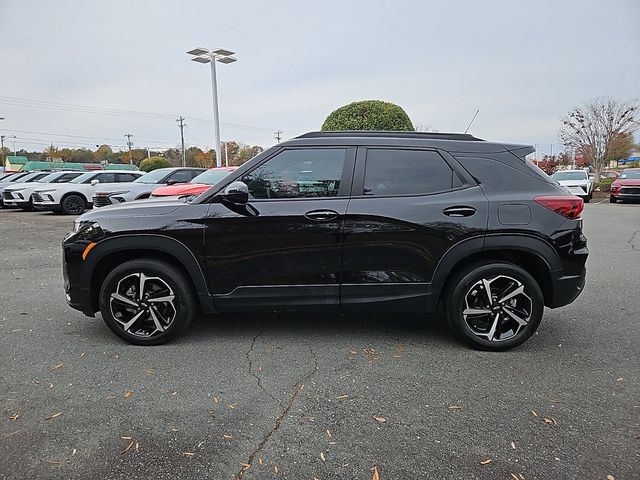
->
left=1, top=0, right=638, bottom=156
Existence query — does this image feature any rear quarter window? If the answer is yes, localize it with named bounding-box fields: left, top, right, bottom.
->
left=455, top=156, right=555, bottom=192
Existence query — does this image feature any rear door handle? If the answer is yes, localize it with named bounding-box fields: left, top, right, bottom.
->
left=443, top=206, right=477, bottom=217
left=305, top=209, right=339, bottom=222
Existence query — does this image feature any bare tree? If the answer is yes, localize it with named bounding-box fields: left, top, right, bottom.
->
left=559, top=97, right=639, bottom=179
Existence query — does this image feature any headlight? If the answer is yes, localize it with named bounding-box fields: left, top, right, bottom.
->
left=73, top=220, right=100, bottom=233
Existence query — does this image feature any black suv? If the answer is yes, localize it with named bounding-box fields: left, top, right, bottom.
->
left=63, top=132, right=588, bottom=350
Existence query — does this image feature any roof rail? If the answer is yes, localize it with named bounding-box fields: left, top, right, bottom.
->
left=296, top=131, right=484, bottom=141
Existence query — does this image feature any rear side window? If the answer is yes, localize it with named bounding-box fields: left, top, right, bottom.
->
left=117, top=173, right=139, bottom=182
left=363, top=149, right=458, bottom=196
left=95, top=173, right=116, bottom=183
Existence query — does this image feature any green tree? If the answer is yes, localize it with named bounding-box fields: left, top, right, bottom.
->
left=321, top=100, right=414, bottom=131
left=95, top=144, right=113, bottom=161
left=139, top=156, right=171, bottom=172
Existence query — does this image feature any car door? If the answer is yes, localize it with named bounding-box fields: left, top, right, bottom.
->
left=341, top=146, right=489, bottom=311
left=204, top=147, right=355, bottom=311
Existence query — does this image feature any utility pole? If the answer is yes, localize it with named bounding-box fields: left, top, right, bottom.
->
left=274, top=130, right=282, bottom=143
left=176, top=116, right=186, bottom=167
left=125, top=134, right=134, bottom=165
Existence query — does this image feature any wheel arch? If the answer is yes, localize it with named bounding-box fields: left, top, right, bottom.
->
left=432, top=234, right=560, bottom=308
left=83, top=234, right=212, bottom=314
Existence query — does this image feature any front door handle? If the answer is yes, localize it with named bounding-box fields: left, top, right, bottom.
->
left=443, top=206, right=477, bottom=217
left=305, top=209, right=339, bottom=222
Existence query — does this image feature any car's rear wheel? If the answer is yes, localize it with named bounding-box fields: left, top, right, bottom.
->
left=609, top=196, right=617, bottom=203
left=444, top=262, right=544, bottom=351
left=61, top=194, right=86, bottom=215
left=99, top=259, right=195, bottom=345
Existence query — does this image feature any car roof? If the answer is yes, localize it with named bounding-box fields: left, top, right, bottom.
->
left=280, top=130, right=532, bottom=155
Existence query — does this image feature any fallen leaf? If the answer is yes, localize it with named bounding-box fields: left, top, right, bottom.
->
left=46, top=412, right=62, bottom=420
left=363, top=347, right=378, bottom=363
left=372, top=465, right=380, bottom=480
left=336, top=394, right=349, bottom=400
left=121, top=441, right=134, bottom=454
left=448, top=405, right=463, bottom=410
left=607, top=475, right=615, bottom=480
left=511, top=474, right=519, bottom=480
left=212, top=396, right=219, bottom=403
left=543, top=417, right=559, bottom=425
left=171, top=428, right=179, bottom=432
left=480, top=458, right=492, bottom=465
left=320, top=451, right=326, bottom=462
left=258, top=457, right=264, bottom=465
left=241, top=463, right=251, bottom=471
left=135, top=442, right=139, bottom=452
left=531, top=410, right=538, bottom=417
left=511, top=441, right=516, bottom=449
left=170, top=390, right=177, bottom=396
left=9, top=413, right=19, bottom=421
left=616, top=378, right=623, bottom=382
left=183, top=452, right=196, bottom=457
left=227, top=403, right=237, bottom=409
left=106, top=395, right=117, bottom=400
left=49, top=363, right=63, bottom=371
left=124, top=390, right=134, bottom=399
left=326, top=429, right=332, bottom=437
left=373, top=415, right=386, bottom=423
left=80, top=352, right=85, bottom=357
left=273, top=465, right=279, bottom=475
left=71, top=448, right=76, bottom=456
left=223, top=434, right=234, bottom=440
left=120, top=436, right=132, bottom=441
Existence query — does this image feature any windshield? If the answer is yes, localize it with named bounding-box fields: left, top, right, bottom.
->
left=0, top=173, right=23, bottom=183
left=552, top=171, right=587, bottom=181
left=191, top=169, right=234, bottom=185
left=70, top=172, right=96, bottom=184
left=620, top=169, right=640, bottom=179
left=134, top=169, right=172, bottom=184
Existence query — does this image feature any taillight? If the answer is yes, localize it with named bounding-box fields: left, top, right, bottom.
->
left=534, top=195, right=584, bottom=219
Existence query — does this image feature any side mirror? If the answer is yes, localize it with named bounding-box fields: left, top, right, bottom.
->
left=90, top=179, right=99, bottom=186
left=218, top=181, right=249, bottom=205
left=166, top=179, right=179, bottom=185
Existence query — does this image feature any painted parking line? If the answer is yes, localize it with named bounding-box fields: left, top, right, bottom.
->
left=595, top=198, right=609, bottom=204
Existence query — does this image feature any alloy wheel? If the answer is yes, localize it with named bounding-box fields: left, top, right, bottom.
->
left=64, top=196, right=85, bottom=214
left=462, top=275, right=532, bottom=342
left=109, top=272, right=176, bottom=338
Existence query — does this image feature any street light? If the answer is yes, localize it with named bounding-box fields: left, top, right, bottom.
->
left=187, top=47, right=237, bottom=167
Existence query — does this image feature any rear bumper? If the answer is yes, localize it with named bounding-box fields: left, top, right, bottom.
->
left=549, top=267, right=586, bottom=308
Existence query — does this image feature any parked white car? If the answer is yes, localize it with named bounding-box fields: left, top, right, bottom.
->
left=92, top=167, right=205, bottom=207
left=551, top=170, right=592, bottom=202
left=3, top=171, right=83, bottom=210
left=32, top=170, right=143, bottom=214
left=0, top=171, right=50, bottom=208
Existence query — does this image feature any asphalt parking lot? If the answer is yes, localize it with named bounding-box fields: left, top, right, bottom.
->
left=0, top=203, right=638, bottom=480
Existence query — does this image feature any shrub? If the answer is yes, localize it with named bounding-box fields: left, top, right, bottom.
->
left=321, top=100, right=414, bottom=131
left=596, top=177, right=614, bottom=192
left=139, top=156, right=171, bottom=172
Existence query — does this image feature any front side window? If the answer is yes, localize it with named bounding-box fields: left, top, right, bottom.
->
left=363, top=149, right=457, bottom=196
left=168, top=170, right=193, bottom=184
left=242, top=149, right=346, bottom=199
left=95, top=173, right=116, bottom=183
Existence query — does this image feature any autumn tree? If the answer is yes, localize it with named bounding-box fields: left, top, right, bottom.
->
left=559, top=97, right=639, bottom=179
left=95, top=144, right=113, bottom=161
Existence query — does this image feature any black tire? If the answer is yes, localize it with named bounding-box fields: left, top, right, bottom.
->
left=20, top=197, right=34, bottom=212
left=583, top=195, right=590, bottom=203
left=99, top=258, right=196, bottom=345
left=444, top=262, right=544, bottom=351
left=61, top=194, right=87, bottom=215
left=609, top=196, right=617, bottom=203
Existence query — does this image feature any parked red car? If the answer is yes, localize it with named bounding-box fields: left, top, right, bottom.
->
left=610, top=168, right=640, bottom=203
left=600, top=170, right=620, bottom=180
left=151, top=166, right=237, bottom=197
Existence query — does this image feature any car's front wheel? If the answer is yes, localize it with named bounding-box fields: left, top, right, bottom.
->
left=99, top=259, right=196, bottom=345
left=609, top=196, right=617, bottom=203
left=61, top=194, right=87, bottom=215
left=445, top=262, right=544, bottom=351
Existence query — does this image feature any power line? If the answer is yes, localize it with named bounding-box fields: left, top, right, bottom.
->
left=0, top=96, right=277, bottom=133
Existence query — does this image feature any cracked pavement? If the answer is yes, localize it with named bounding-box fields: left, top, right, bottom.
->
left=1, top=203, right=639, bottom=479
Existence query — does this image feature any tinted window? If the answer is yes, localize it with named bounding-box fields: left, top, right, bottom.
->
left=189, top=169, right=205, bottom=180
left=242, top=149, right=346, bottom=199
left=363, top=149, right=455, bottom=196
left=552, top=171, right=588, bottom=181
left=95, top=173, right=116, bottom=183
left=117, top=173, right=139, bottom=182
left=168, top=170, right=193, bottom=184
left=59, top=172, right=81, bottom=182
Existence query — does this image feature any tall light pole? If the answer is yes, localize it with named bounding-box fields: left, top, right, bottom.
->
left=187, top=47, right=237, bottom=168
